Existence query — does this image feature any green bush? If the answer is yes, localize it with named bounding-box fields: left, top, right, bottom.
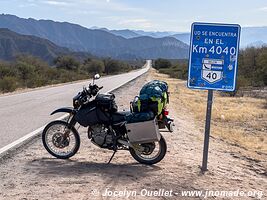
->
left=0, top=62, right=17, bottom=78
left=104, top=59, right=131, bottom=75
left=54, top=55, right=80, bottom=71
left=82, top=59, right=104, bottom=74
left=238, top=47, right=267, bottom=87
left=0, top=55, right=143, bottom=93
left=154, top=58, right=172, bottom=69
left=15, top=62, right=35, bottom=82
left=154, top=59, right=188, bottom=80
left=0, top=76, right=18, bottom=92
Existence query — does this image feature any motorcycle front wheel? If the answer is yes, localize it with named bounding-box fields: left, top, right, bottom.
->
left=42, top=120, right=80, bottom=159
left=129, top=135, right=167, bottom=165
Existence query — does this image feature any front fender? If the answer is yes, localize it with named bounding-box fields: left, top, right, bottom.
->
left=50, top=107, right=75, bottom=115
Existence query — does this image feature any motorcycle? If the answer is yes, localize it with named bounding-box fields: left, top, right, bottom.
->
left=42, top=74, right=169, bottom=165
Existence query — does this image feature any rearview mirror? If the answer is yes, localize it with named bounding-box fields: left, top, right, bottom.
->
left=94, top=74, right=100, bottom=80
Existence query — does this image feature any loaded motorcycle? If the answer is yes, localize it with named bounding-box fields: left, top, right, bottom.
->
left=42, top=74, right=172, bottom=165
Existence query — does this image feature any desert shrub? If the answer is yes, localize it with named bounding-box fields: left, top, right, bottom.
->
left=54, top=55, right=80, bottom=71
left=154, top=58, right=172, bottom=69
left=0, top=76, right=18, bottom=92
left=0, top=55, right=142, bottom=93
left=155, top=59, right=188, bottom=79
left=104, top=59, right=131, bottom=74
left=238, top=47, right=267, bottom=87
left=82, top=59, right=104, bottom=74
left=15, top=62, right=35, bottom=82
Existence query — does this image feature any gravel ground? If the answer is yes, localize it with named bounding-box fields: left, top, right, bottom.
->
left=0, top=70, right=266, bottom=200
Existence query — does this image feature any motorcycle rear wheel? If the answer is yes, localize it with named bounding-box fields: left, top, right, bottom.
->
left=129, top=135, right=167, bottom=165
left=42, top=120, right=80, bottom=159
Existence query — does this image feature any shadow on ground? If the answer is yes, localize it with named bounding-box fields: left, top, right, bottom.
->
left=27, top=157, right=162, bottom=180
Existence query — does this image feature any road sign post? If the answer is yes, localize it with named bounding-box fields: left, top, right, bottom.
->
left=187, top=22, right=241, bottom=172
left=202, top=89, right=213, bottom=171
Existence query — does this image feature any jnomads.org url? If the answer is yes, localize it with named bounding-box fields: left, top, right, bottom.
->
left=180, top=190, right=263, bottom=199
left=92, top=188, right=264, bottom=199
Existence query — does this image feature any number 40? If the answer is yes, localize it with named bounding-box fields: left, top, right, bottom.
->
left=206, top=72, right=217, bottom=79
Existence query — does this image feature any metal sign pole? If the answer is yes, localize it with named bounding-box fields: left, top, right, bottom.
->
left=201, top=89, right=213, bottom=172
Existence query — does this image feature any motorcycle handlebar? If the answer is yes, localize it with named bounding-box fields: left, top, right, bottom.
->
left=73, top=84, right=103, bottom=107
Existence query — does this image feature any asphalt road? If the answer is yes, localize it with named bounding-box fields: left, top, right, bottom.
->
left=0, top=61, right=150, bottom=149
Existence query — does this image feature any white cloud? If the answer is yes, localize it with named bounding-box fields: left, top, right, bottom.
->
left=259, top=6, right=267, bottom=11
left=118, top=18, right=153, bottom=29
left=41, top=0, right=72, bottom=6
left=19, top=3, right=36, bottom=8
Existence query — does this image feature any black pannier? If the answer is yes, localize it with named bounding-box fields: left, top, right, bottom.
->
left=95, top=93, right=118, bottom=113
left=74, top=101, right=112, bottom=127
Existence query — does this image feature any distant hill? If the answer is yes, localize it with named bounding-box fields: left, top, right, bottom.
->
left=125, top=36, right=189, bottom=59
left=0, top=14, right=189, bottom=59
left=132, top=30, right=177, bottom=38
left=170, top=33, right=191, bottom=45
left=101, top=27, right=267, bottom=48
left=101, top=28, right=178, bottom=39
left=0, top=28, right=72, bottom=63
left=101, top=29, right=140, bottom=39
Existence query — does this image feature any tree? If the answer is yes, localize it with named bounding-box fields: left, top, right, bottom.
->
left=0, top=62, right=17, bottom=78
left=0, top=76, right=18, bottom=92
left=54, top=56, right=80, bottom=71
left=83, top=59, right=104, bottom=74
left=104, top=59, right=130, bottom=75
left=15, top=61, right=35, bottom=82
left=154, top=58, right=172, bottom=69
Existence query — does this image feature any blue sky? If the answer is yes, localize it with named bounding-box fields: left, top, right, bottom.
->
left=1, top=0, right=267, bottom=32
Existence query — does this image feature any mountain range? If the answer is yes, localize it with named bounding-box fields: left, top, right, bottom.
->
left=0, top=14, right=189, bottom=60
left=94, top=26, right=267, bottom=48
left=1, top=14, right=266, bottom=63
left=0, top=28, right=71, bottom=63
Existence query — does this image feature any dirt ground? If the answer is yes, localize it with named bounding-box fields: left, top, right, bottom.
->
left=0, top=70, right=266, bottom=200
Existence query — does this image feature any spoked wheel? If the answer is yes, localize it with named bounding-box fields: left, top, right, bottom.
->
left=129, top=135, right=167, bottom=165
left=42, top=120, right=80, bottom=159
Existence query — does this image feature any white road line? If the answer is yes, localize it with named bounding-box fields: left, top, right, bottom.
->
left=0, top=66, right=149, bottom=157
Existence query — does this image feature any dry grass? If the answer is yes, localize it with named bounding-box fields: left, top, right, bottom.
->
left=151, top=69, right=267, bottom=154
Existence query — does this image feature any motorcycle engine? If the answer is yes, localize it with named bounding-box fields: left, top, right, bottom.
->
left=88, top=124, right=113, bottom=148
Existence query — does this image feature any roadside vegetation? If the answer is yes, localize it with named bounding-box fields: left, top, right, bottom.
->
left=153, top=46, right=267, bottom=94
left=0, top=55, right=144, bottom=93
left=153, top=58, right=188, bottom=80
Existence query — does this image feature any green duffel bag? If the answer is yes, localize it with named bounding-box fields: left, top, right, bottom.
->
left=132, top=80, right=169, bottom=115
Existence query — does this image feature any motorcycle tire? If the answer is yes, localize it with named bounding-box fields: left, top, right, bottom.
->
left=42, top=120, right=80, bottom=159
left=129, top=134, right=167, bottom=165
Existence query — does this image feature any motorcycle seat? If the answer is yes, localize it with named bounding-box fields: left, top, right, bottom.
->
left=126, top=111, right=155, bottom=124
left=111, top=111, right=131, bottom=123
left=116, top=111, right=132, bottom=116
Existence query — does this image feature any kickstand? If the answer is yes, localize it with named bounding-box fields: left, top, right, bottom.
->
left=107, top=151, right=116, bottom=164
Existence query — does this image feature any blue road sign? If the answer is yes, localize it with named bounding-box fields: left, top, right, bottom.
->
left=187, top=22, right=241, bottom=91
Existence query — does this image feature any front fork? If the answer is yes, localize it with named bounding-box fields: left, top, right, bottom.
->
left=63, top=113, right=77, bottom=137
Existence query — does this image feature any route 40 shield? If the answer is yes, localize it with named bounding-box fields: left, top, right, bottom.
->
left=187, top=23, right=241, bottom=91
